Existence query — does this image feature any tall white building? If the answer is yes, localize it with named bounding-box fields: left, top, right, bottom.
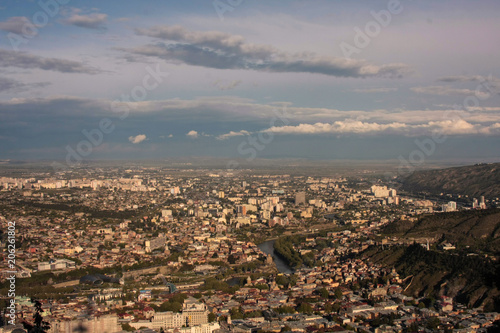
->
left=442, top=201, right=457, bottom=212
left=132, top=296, right=210, bottom=331
left=370, top=185, right=394, bottom=198
left=49, top=314, right=121, bottom=333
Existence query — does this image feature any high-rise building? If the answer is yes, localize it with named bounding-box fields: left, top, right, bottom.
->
left=295, top=191, right=306, bottom=205
left=183, top=296, right=209, bottom=326
left=442, top=201, right=457, bottom=212
left=149, top=297, right=209, bottom=331
left=480, top=196, right=486, bottom=209
left=237, top=205, right=247, bottom=216
left=266, top=196, right=280, bottom=205
left=371, top=185, right=393, bottom=198
left=473, top=198, right=479, bottom=209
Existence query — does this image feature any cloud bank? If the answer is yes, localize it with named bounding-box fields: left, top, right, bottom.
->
left=260, top=120, right=500, bottom=136
left=127, top=25, right=413, bottom=78
left=61, top=8, right=108, bottom=30
left=0, top=17, right=33, bottom=34
left=0, top=49, right=100, bottom=74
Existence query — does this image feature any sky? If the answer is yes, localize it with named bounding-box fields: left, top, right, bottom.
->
left=0, top=0, right=499, bottom=165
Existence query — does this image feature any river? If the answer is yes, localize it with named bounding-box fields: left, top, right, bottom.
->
left=257, top=239, right=294, bottom=274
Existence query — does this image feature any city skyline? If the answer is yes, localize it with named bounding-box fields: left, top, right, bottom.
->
left=0, top=0, right=500, bottom=161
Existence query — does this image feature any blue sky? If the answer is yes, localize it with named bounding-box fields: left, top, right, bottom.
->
left=0, top=0, right=499, bottom=164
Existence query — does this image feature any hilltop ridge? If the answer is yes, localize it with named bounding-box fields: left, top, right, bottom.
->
left=400, top=162, right=500, bottom=198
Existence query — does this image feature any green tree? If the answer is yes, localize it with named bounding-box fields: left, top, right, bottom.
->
left=244, top=311, right=263, bottom=319
left=121, top=323, right=135, bottom=332
left=275, top=305, right=295, bottom=314
left=22, top=298, right=51, bottom=333
left=334, top=288, right=343, bottom=300
left=275, top=275, right=288, bottom=286
left=297, top=302, right=313, bottom=314
left=230, top=307, right=244, bottom=319
left=208, top=313, right=217, bottom=323
left=158, top=296, right=186, bottom=313
left=332, top=303, right=341, bottom=313
left=426, top=317, right=441, bottom=330
left=318, top=287, right=329, bottom=299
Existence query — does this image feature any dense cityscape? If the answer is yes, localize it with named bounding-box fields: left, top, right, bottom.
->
left=1, top=0, right=500, bottom=332
left=0, top=165, right=499, bottom=332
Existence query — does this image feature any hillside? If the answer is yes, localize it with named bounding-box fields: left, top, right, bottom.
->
left=363, top=244, right=500, bottom=311
left=400, top=162, right=500, bottom=198
left=366, top=209, right=500, bottom=310
left=382, top=208, right=500, bottom=254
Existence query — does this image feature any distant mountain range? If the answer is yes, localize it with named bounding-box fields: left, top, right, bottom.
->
left=400, top=162, right=500, bottom=198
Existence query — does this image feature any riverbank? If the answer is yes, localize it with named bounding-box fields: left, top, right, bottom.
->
left=257, top=239, right=294, bottom=274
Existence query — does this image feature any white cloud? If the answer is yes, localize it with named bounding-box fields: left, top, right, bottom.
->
left=61, top=8, right=107, bottom=30
left=4, top=96, right=500, bottom=131
left=216, top=130, right=250, bottom=140
left=261, top=119, right=500, bottom=136
left=262, top=121, right=407, bottom=135
left=4, top=95, right=500, bottom=130
left=186, top=130, right=198, bottom=139
left=0, top=17, right=33, bottom=34
left=128, top=134, right=147, bottom=144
